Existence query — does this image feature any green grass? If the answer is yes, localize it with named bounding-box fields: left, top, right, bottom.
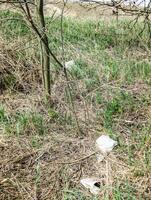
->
left=0, top=10, right=151, bottom=200
left=1, top=10, right=151, bottom=86
left=0, top=10, right=29, bottom=39
left=0, top=106, right=47, bottom=136
left=103, top=91, right=136, bottom=129
left=63, top=189, right=98, bottom=200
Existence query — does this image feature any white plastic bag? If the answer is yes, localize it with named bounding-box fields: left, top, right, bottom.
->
left=65, top=60, right=75, bottom=70
left=96, top=135, right=117, bottom=154
left=80, top=178, right=100, bottom=195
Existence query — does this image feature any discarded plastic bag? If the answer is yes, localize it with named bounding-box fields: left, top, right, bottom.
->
left=65, top=60, right=75, bottom=70
left=96, top=135, right=117, bottom=154
left=80, top=178, right=100, bottom=195
left=96, top=153, right=105, bottom=163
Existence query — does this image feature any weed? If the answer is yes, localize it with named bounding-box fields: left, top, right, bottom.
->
left=0, top=110, right=47, bottom=136
left=0, top=105, right=6, bottom=123
left=95, top=91, right=103, bottom=105
left=31, top=135, right=42, bottom=148
left=63, top=189, right=98, bottom=200
left=112, top=181, right=141, bottom=200
left=103, top=91, right=137, bottom=129
left=47, top=108, right=59, bottom=120
left=0, top=10, right=29, bottom=39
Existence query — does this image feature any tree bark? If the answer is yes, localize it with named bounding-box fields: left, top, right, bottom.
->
left=37, top=0, right=51, bottom=98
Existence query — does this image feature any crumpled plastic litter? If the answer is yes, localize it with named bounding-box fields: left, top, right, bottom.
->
left=80, top=135, right=118, bottom=194
left=96, top=135, right=117, bottom=154
left=96, top=153, right=105, bottom=163
left=80, top=178, right=101, bottom=195
left=65, top=60, right=75, bottom=70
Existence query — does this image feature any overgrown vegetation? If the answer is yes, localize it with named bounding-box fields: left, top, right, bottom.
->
left=0, top=9, right=151, bottom=200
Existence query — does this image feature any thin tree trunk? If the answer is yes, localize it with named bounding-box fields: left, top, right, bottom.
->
left=37, top=0, right=51, bottom=98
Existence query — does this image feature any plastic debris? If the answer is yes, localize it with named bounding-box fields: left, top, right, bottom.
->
left=80, top=178, right=101, bottom=195
left=96, top=135, right=117, bottom=154
left=96, top=154, right=105, bottom=163
left=65, top=60, right=75, bottom=70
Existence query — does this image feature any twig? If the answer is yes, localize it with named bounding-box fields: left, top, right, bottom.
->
left=54, top=151, right=97, bottom=165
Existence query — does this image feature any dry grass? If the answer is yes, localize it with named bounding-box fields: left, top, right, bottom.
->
left=0, top=38, right=41, bottom=95
left=0, top=7, right=151, bottom=200
left=1, top=131, right=149, bottom=200
left=0, top=126, right=150, bottom=199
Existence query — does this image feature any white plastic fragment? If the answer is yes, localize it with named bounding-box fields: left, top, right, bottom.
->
left=96, top=135, right=117, bottom=154
left=96, top=154, right=105, bottom=163
left=80, top=178, right=100, bottom=195
left=65, top=60, right=75, bottom=70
